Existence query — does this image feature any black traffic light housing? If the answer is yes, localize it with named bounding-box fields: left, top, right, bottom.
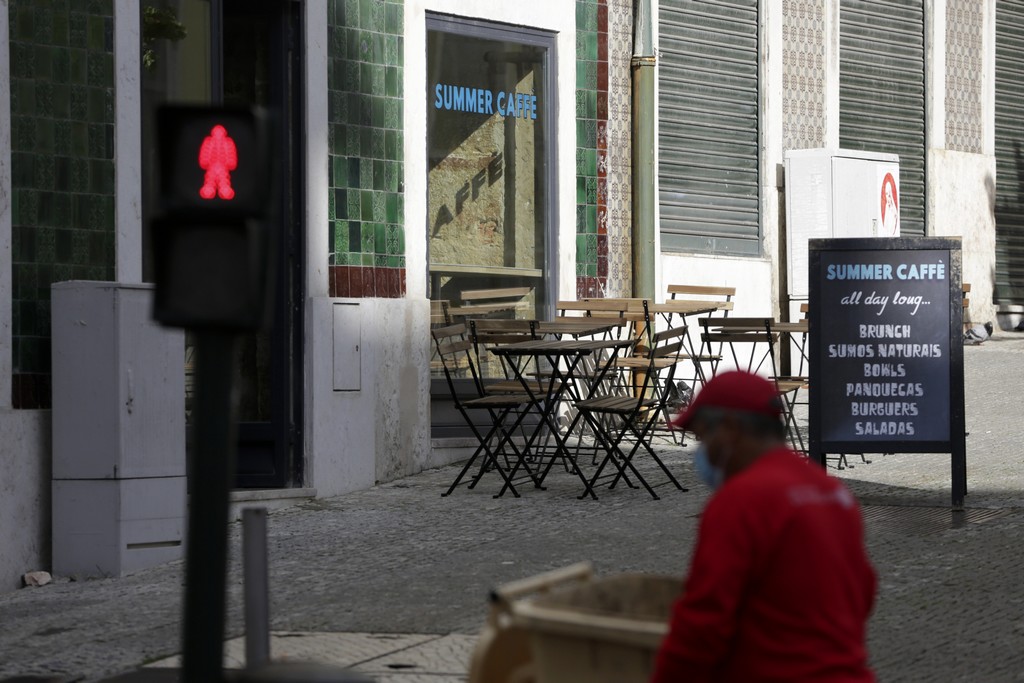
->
left=151, top=105, right=276, bottom=330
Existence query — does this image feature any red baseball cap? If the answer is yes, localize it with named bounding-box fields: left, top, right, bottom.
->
left=669, top=371, right=783, bottom=431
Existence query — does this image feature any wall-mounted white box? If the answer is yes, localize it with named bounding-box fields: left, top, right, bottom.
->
left=784, top=148, right=901, bottom=300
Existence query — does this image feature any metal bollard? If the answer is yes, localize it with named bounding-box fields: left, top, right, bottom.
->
left=243, top=507, right=271, bottom=669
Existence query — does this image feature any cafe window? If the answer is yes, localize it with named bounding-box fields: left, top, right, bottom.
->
left=426, top=16, right=557, bottom=346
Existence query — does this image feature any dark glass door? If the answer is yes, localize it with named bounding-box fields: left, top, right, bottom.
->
left=222, top=0, right=304, bottom=487
left=141, top=0, right=303, bottom=488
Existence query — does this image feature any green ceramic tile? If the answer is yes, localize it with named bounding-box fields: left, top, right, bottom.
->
left=575, top=90, right=587, bottom=119
left=585, top=149, right=597, bottom=177
left=361, top=158, right=374, bottom=189
left=385, top=3, right=398, bottom=33
left=50, top=12, right=69, bottom=44
left=373, top=159, right=385, bottom=190
left=384, top=98, right=400, bottom=129
left=336, top=251, right=350, bottom=265
left=346, top=28, right=361, bottom=62
left=385, top=223, right=400, bottom=253
left=386, top=255, right=399, bottom=267
left=385, top=129, right=397, bottom=159
left=34, top=157, right=55, bottom=191
left=347, top=190, right=361, bottom=220
left=86, top=53, right=113, bottom=89
left=88, top=160, right=111, bottom=195
left=333, top=156, right=348, bottom=187
left=346, top=126, right=361, bottom=156
left=67, top=47, right=84, bottom=83
left=33, top=45, right=53, bottom=80
left=385, top=66, right=398, bottom=97
left=575, top=234, right=587, bottom=263
left=360, top=218, right=376, bottom=253
left=71, top=157, right=89, bottom=191
left=53, top=48, right=70, bottom=82
left=385, top=161, right=398, bottom=193
left=586, top=263, right=597, bottom=277
left=345, top=0, right=359, bottom=28
left=384, top=35, right=398, bottom=66
left=586, top=177, right=597, bottom=204
left=35, top=81, right=53, bottom=114
left=329, top=187, right=337, bottom=219
left=348, top=156, right=361, bottom=188
left=575, top=204, right=587, bottom=233
left=360, top=190, right=374, bottom=222
left=34, top=8, right=54, bottom=45
left=348, top=222, right=361, bottom=252
left=360, top=126, right=373, bottom=158
left=576, top=177, right=587, bottom=205
left=345, top=60, right=359, bottom=91
left=586, top=205, right=597, bottom=234
left=335, top=221, right=349, bottom=253
left=51, top=84, right=70, bottom=119
left=371, top=222, right=383, bottom=253
left=372, top=0, right=386, bottom=32
left=361, top=253, right=374, bottom=266
left=576, top=61, right=589, bottom=90
left=35, top=120, right=55, bottom=154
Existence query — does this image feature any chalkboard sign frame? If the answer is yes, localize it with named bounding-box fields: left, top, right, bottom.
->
left=808, top=237, right=966, bottom=509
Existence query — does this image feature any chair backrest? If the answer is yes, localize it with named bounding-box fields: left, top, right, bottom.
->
left=556, top=299, right=631, bottom=318
left=451, top=287, right=533, bottom=319
left=431, top=323, right=484, bottom=395
left=698, top=317, right=778, bottom=375
left=430, top=299, right=452, bottom=327
left=468, top=319, right=537, bottom=380
left=666, top=285, right=735, bottom=312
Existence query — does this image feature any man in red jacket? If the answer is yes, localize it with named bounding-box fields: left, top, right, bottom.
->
left=652, top=371, right=876, bottom=683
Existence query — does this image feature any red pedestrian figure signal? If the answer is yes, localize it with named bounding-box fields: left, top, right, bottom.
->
left=198, top=124, right=238, bottom=201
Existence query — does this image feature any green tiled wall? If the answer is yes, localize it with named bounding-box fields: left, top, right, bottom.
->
left=576, top=0, right=608, bottom=298
left=8, top=0, right=117, bottom=408
left=327, top=0, right=405, bottom=298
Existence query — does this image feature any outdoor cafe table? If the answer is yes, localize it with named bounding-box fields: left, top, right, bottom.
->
left=532, top=319, right=626, bottom=339
left=488, top=337, right=635, bottom=498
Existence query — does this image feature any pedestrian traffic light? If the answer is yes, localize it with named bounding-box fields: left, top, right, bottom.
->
left=157, top=106, right=272, bottom=218
left=151, top=105, right=276, bottom=330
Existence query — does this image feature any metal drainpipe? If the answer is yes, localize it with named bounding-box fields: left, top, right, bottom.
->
left=631, top=0, right=656, bottom=299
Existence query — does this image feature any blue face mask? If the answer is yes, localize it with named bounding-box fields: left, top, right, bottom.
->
left=694, top=443, right=726, bottom=490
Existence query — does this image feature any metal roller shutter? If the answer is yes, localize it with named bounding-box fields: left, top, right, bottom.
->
left=996, top=0, right=1024, bottom=303
left=658, top=0, right=760, bottom=255
left=839, top=0, right=926, bottom=236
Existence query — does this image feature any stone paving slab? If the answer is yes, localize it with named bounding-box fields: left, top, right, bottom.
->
left=1, top=334, right=1023, bottom=682
left=144, top=632, right=471, bottom=682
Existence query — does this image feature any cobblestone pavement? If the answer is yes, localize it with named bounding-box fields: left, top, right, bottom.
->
left=1, top=335, right=1023, bottom=682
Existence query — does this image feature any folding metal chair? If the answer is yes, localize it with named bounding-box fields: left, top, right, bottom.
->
left=574, top=323, right=690, bottom=500
left=431, top=324, right=540, bottom=498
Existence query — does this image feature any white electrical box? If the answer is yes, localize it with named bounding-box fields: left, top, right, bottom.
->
left=51, top=282, right=186, bottom=577
left=784, top=148, right=900, bottom=300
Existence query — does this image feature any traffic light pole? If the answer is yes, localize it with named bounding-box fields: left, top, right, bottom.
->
left=182, top=331, right=240, bottom=683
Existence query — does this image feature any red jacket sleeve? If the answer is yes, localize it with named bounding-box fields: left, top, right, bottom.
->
left=651, top=494, right=757, bottom=683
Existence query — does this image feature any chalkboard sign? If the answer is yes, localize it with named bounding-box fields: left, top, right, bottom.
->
left=808, top=238, right=966, bottom=508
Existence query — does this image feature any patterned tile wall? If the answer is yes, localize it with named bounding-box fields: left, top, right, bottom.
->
left=603, top=0, right=632, bottom=297
left=327, top=0, right=406, bottom=298
left=575, top=0, right=609, bottom=298
left=945, top=0, right=984, bottom=154
left=782, top=0, right=827, bottom=150
left=8, top=0, right=117, bottom=409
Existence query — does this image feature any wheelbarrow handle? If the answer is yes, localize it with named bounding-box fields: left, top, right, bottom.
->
left=490, top=562, right=594, bottom=607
